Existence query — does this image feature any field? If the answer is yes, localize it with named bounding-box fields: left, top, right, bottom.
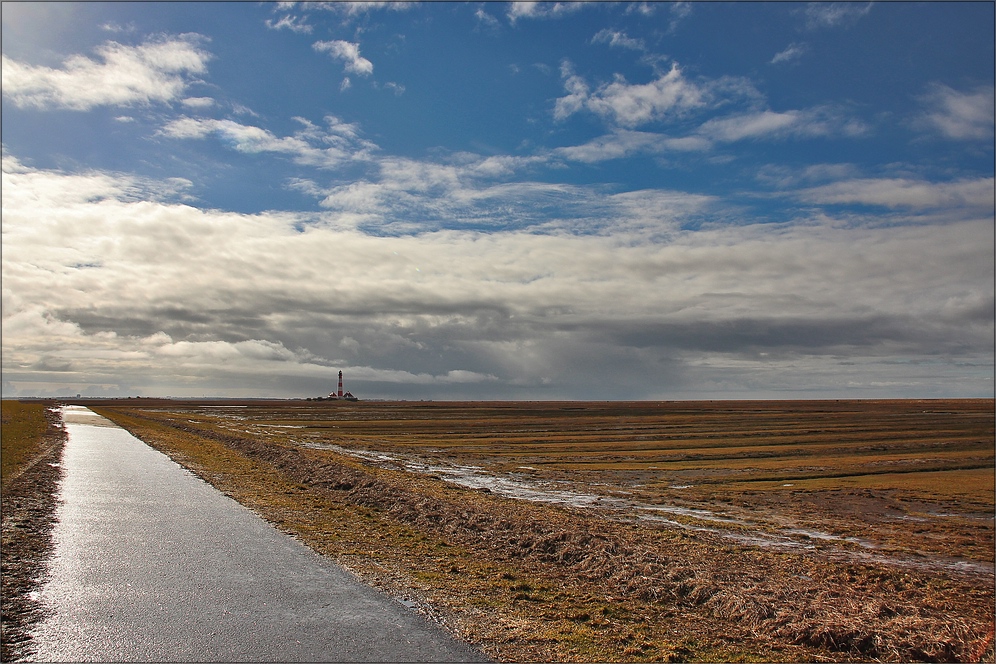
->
left=1, top=401, right=66, bottom=661
left=1, top=401, right=56, bottom=486
left=88, top=399, right=994, bottom=662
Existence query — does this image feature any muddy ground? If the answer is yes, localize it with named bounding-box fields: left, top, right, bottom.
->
left=0, top=407, right=66, bottom=662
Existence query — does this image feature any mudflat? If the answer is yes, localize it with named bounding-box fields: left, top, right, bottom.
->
left=88, top=398, right=995, bottom=662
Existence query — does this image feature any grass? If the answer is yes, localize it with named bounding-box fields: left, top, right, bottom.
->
left=1, top=401, right=54, bottom=487
left=87, top=399, right=995, bottom=662
left=1, top=400, right=65, bottom=661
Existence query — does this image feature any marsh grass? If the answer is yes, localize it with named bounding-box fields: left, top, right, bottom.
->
left=92, top=400, right=995, bottom=662
left=1, top=400, right=65, bottom=660
left=1, top=401, right=52, bottom=486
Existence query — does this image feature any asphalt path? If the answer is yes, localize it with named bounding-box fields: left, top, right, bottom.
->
left=30, top=406, right=487, bottom=662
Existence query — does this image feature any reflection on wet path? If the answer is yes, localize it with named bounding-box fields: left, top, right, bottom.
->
left=29, top=406, right=485, bottom=662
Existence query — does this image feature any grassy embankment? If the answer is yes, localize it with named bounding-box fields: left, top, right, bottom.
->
left=1, top=401, right=54, bottom=486
left=92, top=401, right=995, bottom=663
left=1, top=400, right=66, bottom=662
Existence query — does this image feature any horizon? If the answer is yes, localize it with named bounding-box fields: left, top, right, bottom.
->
left=2, top=2, right=993, bottom=401
left=8, top=395, right=994, bottom=405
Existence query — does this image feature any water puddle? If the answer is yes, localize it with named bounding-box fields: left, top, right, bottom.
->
left=301, top=440, right=995, bottom=578
left=60, top=405, right=117, bottom=427
left=784, top=528, right=876, bottom=549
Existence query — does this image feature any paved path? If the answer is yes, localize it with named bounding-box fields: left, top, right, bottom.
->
left=31, top=406, right=486, bottom=662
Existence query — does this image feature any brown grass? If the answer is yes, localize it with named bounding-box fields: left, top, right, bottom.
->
left=89, top=399, right=995, bottom=663
left=1, top=401, right=54, bottom=487
left=1, top=400, right=66, bottom=661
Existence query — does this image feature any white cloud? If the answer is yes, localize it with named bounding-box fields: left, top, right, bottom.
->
left=159, top=116, right=377, bottom=168
left=555, top=61, right=759, bottom=128
left=507, top=2, right=586, bottom=23
left=475, top=7, right=500, bottom=29
left=754, top=163, right=860, bottom=189
left=100, top=21, right=137, bottom=34
left=698, top=106, right=867, bottom=142
left=914, top=83, right=995, bottom=141
left=668, top=1, right=692, bottom=33
left=313, top=40, right=373, bottom=76
left=265, top=14, right=313, bottom=34
left=554, top=129, right=710, bottom=163
left=592, top=29, right=646, bottom=51
left=2, top=155, right=992, bottom=398
left=305, top=152, right=599, bottom=233
left=181, top=96, right=214, bottom=109
left=795, top=177, right=995, bottom=210
left=557, top=107, right=867, bottom=157
left=625, top=3, right=658, bottom=17
left=553, top=61, right=590, bottom=121
left=804, top=2, right=872, bottom=29
left=700, top=110, right=799, bottom=141
left=586, top=64, right=709, bottom=126
left=231, top=103, right=259, bottom=117
left=0, top=153, right=187, bottom=206
left=316, top=2, right=417, bottom=17
left=1, top=35, right=210, bottom=110
left=770, top=42, right=807, bottom=65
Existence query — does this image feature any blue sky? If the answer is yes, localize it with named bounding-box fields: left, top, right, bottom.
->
left=2, top=1, right=993, bottom=399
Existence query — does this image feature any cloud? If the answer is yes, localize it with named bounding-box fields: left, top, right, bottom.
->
left=475, top=7, right=500, bottom=29
left=3, top=155, right=992, bottom=399
left=100, top=21, right=137, bottom=34
left=625, top=3, right=658, bottom=17
left=312, top=155, right=590, bottom=232
left=754, top=163, right=860, bottom=189
left=507, top=2, right=586, bottom=23
left=313, top=40, right=373, bottom=75
left=668, top=1, right=692, bottom=33
left=555, top=61, right=759, bottom=127
left=553, top=61, right=590, bottom=121
left=554, top=129, right=710, bottom=163
left=795, top=176, right=995, bottom=210
left=264, top=14, right=313, bottom=33
left=555, top=105, right=867, bottom=163
left=804, top=2, right=872, bottom=29
left=159, top=115, right=377, bottom=168
left=314, top=2, right=417, bottom=18
left=1, top=35, right=210, bottom=111
left=181, top=96, right=215, bottom=109
left=770, top=42, right=807, bottom=65
left=591, top=29, right=646, bottom=51
left=913, top=83, right=995, bottom=141
left=698, top=106, right=868, bottom=142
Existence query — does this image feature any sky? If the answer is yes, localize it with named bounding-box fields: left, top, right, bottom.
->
left=1, top=1, right=993, bottom=400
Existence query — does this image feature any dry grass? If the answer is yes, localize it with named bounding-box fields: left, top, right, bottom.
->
left=1, top=400, right=66, bottom=661
left=89, top=399, right=995, bottom=663
left=1, top=401, right=53, bottom=487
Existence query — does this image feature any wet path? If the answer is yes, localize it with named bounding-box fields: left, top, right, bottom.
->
left=30, top=406, right=485, bottom=662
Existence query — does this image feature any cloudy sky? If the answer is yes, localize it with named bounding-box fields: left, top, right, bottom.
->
left=2, top=2, right=993, bottom=400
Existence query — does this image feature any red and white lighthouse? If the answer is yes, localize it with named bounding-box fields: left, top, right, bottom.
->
left=337, top=370, right=344, bottom=398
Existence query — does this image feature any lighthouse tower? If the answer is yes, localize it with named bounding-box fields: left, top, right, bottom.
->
left=338, top=370, right=343, bottom=398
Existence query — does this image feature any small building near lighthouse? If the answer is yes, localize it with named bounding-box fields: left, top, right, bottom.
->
left=327, top=370, right=358, bottom=401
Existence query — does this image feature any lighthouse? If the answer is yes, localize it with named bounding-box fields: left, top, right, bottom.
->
left=323, top=370, right=357, bottom=401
